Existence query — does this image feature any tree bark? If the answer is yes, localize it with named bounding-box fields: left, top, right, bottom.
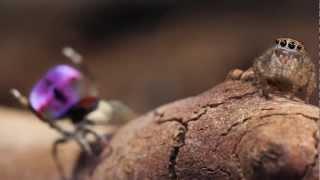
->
left=80, top=79, right=319, bottom=180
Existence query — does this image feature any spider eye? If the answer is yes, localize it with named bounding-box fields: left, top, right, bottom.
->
left=297, top=45, right=302, bottom=50
left=280, top=40, right=287, bottom=47
left=288, top=42, right=295, bottom=49
left=275, top=39, right=280, bottom=44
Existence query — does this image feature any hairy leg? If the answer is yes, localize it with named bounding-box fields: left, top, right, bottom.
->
left=52, top=137, right=69, bottom=180
left=82, top=128, right=102, bottom=143
left=62, top=47, right=98, bottom=96
left=225, top=69, right=244, bottom=81
left=73, top=134, right=93, bottom=156
left=240, top=68, right=255, bottom=82
left=258, top=78, right=272, bottom=100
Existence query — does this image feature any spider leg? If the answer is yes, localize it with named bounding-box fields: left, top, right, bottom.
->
left=62, top=47, right=83, bottom=66
left=75, top=119, right=102, bottom=141
left=9, top=88, right=29, bottom=108
left=47, top=121, right=72, bottom=137
left=73, top=133, right=93, bottom=156
left=225, top=69, right=244, bottom=81
left=52, top=136, right=70, bottom=180
left=257, top=78, right=272, bottom=100
left=76, top=121, right=104, bottom=154
left=78, top=125, right=116, bottom=159
left=62, top=47, right=98, bottom=96
left=49, top=119, right=94, bottom=156
left=82, top=127, right=102, bottom=143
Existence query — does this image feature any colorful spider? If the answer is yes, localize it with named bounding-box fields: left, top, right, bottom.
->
left=10, top=47, right=135, bottom=180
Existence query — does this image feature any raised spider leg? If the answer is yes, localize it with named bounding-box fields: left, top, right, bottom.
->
left=52, top=137, right=69, bottom=180
left=9, top=88, right=29, bottom=108
left=62, top=47, right=98, bottom=96
left=62, top=47, right=83, bottom=66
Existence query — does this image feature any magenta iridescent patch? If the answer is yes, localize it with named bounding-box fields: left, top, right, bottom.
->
left=29, top=64, right=88, bottom=120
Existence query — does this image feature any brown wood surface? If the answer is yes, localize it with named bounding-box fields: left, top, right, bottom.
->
left=82, top=80, right=319, bottom=180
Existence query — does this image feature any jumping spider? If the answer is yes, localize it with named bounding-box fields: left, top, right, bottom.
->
left=10, top=47, right=135, bottom=180
left=228, top=38, right=315, bottom=102
left=253, top=38, right=315, bottom=102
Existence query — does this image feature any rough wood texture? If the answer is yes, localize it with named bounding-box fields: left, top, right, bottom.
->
left=82, top=80, right=319, bottom=180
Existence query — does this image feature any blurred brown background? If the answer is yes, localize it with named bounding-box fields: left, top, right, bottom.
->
left=0, top=0, right=318, bottom=112
left=0, top=1, right=317, bottom=179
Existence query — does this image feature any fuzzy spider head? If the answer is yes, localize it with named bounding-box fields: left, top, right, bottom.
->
left=271, top=38, right=308, bottom=67
left=29, top=64, right=98, bottom=121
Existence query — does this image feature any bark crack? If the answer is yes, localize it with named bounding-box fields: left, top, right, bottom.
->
left=201, top=91, right=257, bottom=111
left=155, top=91, right=257, bottom=179
left=259, top=113, right=319, bottom=122
left=164, top=118, right=187, bottom=180
left=155, top=91, right=318, bottom=180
